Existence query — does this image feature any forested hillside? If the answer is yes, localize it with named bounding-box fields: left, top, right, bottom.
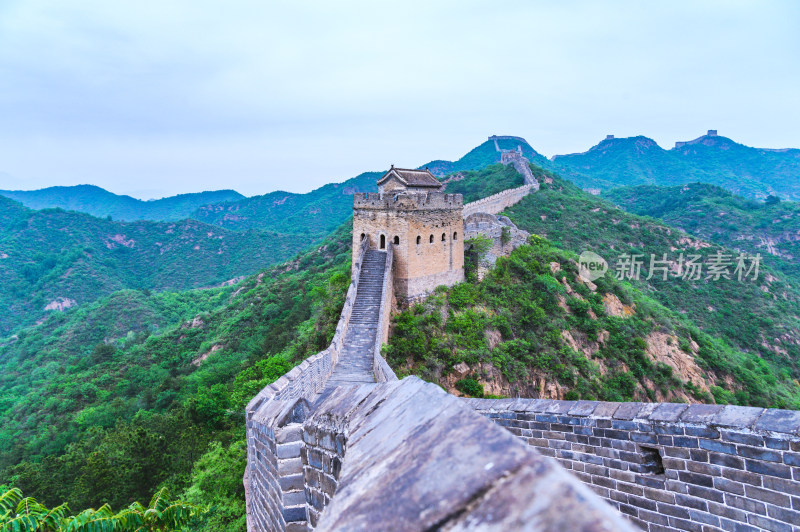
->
left=0, top=185, right=243, bottom=221
left=604, top=183, right=800, bottom=276
left=0, top=224, right=355, bottom=531
left=4, top=159, right=800, bottom=529
left=0, top=196, right=303, bottom=334
left=386, top=165, right=800, bottom=410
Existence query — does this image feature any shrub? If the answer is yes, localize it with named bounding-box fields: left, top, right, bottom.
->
left=455, top=378, right=484, bottom=398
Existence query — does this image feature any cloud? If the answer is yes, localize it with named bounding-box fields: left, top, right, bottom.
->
left=0, top=0, right=798, bottom=197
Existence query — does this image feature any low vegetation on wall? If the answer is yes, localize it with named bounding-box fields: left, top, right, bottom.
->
left=385, top=236, right=800, bottom=409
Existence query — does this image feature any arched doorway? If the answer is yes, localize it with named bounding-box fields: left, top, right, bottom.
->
left=380, top=235, right=386, bottom=249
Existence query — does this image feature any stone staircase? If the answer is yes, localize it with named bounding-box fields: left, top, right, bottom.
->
left=324, top=249, right=386, bottom=388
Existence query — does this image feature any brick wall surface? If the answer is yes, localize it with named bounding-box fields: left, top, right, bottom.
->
left=467, top=398, right=800, bottom=532
left=462, top=184, right=534, bottom=217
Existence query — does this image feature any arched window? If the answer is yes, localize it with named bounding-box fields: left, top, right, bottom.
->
left=416, top=236, right=421, bottom=245
left=441, top=233, right=446, bottom=242
left=429, top=235, right=434, bottom=243
left=453, top=232, right=458, bottom=240
left=360, top=233, right=366, bottom=241
left=380, top=235, right=386, bottom=249
left=393, top=236, right=399, bottom=245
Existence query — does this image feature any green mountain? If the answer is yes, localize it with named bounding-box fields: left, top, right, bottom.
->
left=0, top=224, right=354, bottom=530
left=191, top=172, right=382, bottom=237
left=3, top=159, right=800, bottom=530
left=424, top=137, right=549, bottom=176
left=550, top=133, right=800, bottom=200
left=0, top=185, right=244, bottom=221
left=0, top=196, right=303, bottom=335
left=604, top=183, right=800, bottom=277
left=387, top=165, right=800, bottom=410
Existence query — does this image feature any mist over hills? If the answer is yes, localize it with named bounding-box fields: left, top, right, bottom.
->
left=3, top=132, right=798, bottom=231
left=0, top=185, right=244, bottom=222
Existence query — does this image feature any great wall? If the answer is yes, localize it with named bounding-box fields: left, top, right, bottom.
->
left=245, top=152, right=800, bottom=531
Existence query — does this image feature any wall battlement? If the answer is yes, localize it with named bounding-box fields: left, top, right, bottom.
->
left=462, top=184, right=534, bottom=217
left=352, top=191, right=463, bottom=211
left=468, top=397, right=800, bottom=532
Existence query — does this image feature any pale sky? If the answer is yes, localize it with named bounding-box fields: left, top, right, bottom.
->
left=0, top=1, right=798, bottom=198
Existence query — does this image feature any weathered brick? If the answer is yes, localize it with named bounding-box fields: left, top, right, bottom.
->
left=690, top=449, right=709, bottom=462
left=765, top=504, right=800, bottom=524
left=737, top=445, right=782, bottom=462
left=722, top=467, right=763, bottom=487
left=678, top=471, right=714, bottom=488
left=746, top=514, right=793, bottom=532
left=710, top=453, right=744, bottom=469
left=675, top=493, right=708, bottom=511
left=689, top=509, right=720, bottom=527
left=764, top=437, right=790, bottom=451
left=707, top=500, right=748, bottom=523
left=724, top=493, right=767, bottom=515
left=686, top=461, right=721, bottom=477
left=627, top=494, right=658, bottom=512
left=638, top=508, right=670, bottom=526
left=754, top=409, right=800, bottom=434
left=712, top=406, right=765, bottom=429
left=714, top=476, right=745, bottom=495
left=700, top=438, right=737, bottom=455
left=657, top=502, right=691, bottom=519
left=746, top=459, right=792, bottom=479
left=592, top=475, right=616, bottom=490
left=644, top=487, right=675, bottom=503
left=784, top=453, right=800, bottom=466
left=687, top=484, right=725, bottom=503
left=744, top=484, right=790, bottom=506
left=681, top=404, right=724, bottom=423
left=721, top=431, right=764, bottom=447
left=668, top=516, right=704, bottom=532
left=650, top=403, right=689, bottom=422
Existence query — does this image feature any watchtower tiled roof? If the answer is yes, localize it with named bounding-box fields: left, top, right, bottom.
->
left=377, top=166, right=442, bottom=189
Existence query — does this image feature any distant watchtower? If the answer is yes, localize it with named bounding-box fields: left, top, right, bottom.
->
left=353, top=167, right=465, bottom=302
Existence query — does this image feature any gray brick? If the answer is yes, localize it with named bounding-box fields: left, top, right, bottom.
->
left=764, top=437, right=790, bottom=451
left=681, top=404, right=724, bottom=423
left=754, top=409, right=800, bottom=434
left=724, top=493, right=766, bottom=515
left=674, top=436, right=700, bottom=448
left=675, top=493, right=708, bottom=511
left=712, top=406, right=765, bottom=429
left=627, top=494, right=658, bottom=512
left=639, top=509, right=670, bottom=526
left=689, top=509, right=720, bottom=527
left=737, top=445, right=782, bottom=462
left=721, top=431, right=763, bottom=447
left=567, top=400, right=599, bottom=416
left=765, top=504, right=800, bottom=524
left=657, top=502, right=691, bottom=519
left=746, top=459, right=792, bottom=479
left=746, top=514, right=793, bottom=532
left=714, top=476, right=745, bottom=495
left=784, top=453, right=800, bottom=466
left=722, top=467, right=763, bottom=487
left=613, top=402, right=645, bottom=420
left=710, top=453, right=744, bottom=469
left=592, top=475, right=616, bottom=490
left=708, top=500, right=748, bottom=523
left=687, top=484, right=725, bottom=503
left=279, top=473, right=305, bottom=491
left=669, top=516, right=704, bottom=532
left=686, top=462, right=721, bottom=476
left=699, top=438, right=737, bottom=455
left=644, top=487, right=675, bottom=503
left=678, top=471, right=714, bottom=488
left=744, top=485, right=790, bottom=506
left=650, top=403, right=689, bottom=422
left=685, top=426, right=720, bottom=439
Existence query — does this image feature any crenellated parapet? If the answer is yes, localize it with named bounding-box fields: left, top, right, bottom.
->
left=469, top=398, right=800, bottom=532
left=353, top=191, right=463, bottom=211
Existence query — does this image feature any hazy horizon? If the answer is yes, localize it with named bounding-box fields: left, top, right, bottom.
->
left=1, top=1, right=798, bottom=199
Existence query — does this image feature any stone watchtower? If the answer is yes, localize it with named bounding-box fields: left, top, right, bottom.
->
left=352, top=166, right=464, bottom=301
